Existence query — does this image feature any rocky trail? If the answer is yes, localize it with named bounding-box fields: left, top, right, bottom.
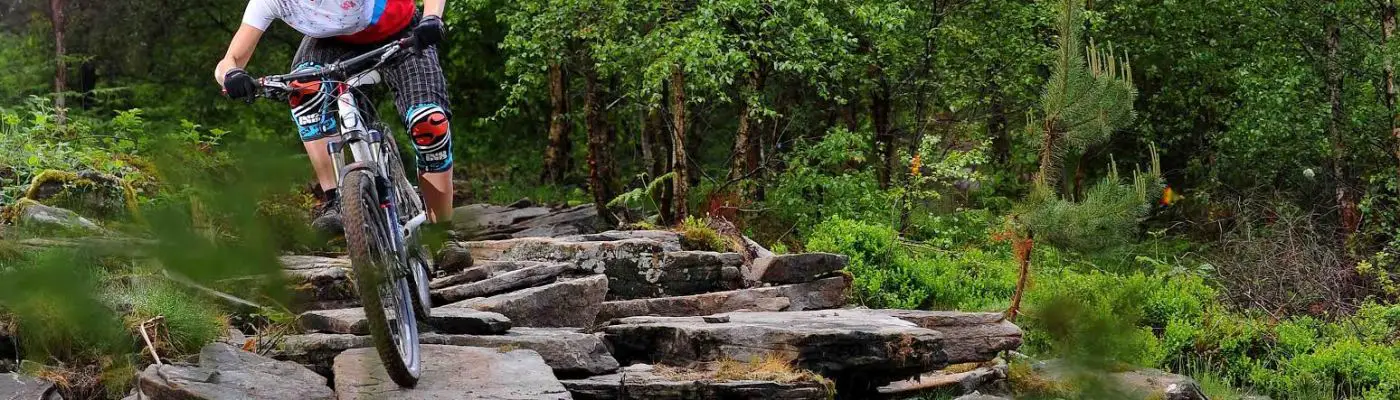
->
left=3, top=200, right=1208, bottom=399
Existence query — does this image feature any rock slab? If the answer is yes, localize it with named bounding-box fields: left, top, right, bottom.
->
left=334, top=345, right=572, bottom=400
left=274, top=329, right=619, bottom=376
left=604, top=310, right=1021, bottom=393
left=605, top=251, right=744, bottom=300
left=282, top=256, right=357, bottom=310
left=425, top=329, right=619, bottom=376
left=0, top=373, right=62, bottom=400
left=431, top=262, right=568, bottom=304
left=137, top=343, right=333, bottom=400
left=425, top=308, right=512, bottom=335
left=561, top=364, right=830, bottom=400
left=871, top=310, right=1023, bottom=365
left=596, top=276, right=849, bottom=322
left=743, top=253, right=848, bottom=284
left=448, top=275, right=608, bottom=328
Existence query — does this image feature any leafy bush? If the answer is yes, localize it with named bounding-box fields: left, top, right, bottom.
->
left=768, top=128, right=895, bottom=233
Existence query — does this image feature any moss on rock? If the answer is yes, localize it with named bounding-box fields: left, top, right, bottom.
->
left=23, top=170, right=137, bottom=220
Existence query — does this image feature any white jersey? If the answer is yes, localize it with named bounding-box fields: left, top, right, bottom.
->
left=242, top=0, right=380, bottom=38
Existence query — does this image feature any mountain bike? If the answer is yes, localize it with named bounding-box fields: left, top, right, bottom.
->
left=240, top=35, right=433, bottom=387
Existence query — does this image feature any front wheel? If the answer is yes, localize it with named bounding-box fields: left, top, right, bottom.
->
left=343, top=167, right=421, bottom=387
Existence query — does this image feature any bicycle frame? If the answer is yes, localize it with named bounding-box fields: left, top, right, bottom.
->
left=326, top=85, right=428, bottom=279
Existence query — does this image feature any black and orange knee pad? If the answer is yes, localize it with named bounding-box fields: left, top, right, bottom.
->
left=405, top=104, right=452, bottom=173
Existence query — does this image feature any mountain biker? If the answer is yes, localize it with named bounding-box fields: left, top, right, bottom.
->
left=213, top=0, right=454, bottom=234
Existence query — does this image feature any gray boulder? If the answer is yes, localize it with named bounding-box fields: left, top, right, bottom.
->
left=446, top=275, right=608, bottom=328
left=333, top=345, right=571, bottom=400
left=137, top=343, right=333, bottom=400
left=0, top=373, right=63, bottom=400
left=16, top=202, right=102, bottom=235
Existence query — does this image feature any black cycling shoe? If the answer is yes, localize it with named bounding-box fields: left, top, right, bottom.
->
left=311, top=197, right=345, bottom=236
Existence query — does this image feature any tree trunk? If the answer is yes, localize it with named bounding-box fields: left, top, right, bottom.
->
left=541, top=63, right=572, bottom=184
left=50, top=0, right=67, bottom=125
left=669, top=66, right=690, bottom=220
left=1385, top=0, right=1399, bottom=182
left=641, top=107, right=674, bottom=223
left=584, top=61, right=618, bottom=226
left=1034, top=124, right=1064, bottom=191
left=728, top=68, right=765, bottom=187
left=1326, top=3, right=1359, bottom=237
left=872, top=73, right=895, bottom=189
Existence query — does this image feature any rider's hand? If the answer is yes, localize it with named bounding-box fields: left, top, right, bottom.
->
left=223, top=68, right=257, bottom=99
left=413, top=15, right=444, bottom=50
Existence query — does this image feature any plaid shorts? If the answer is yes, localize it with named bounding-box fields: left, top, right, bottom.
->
left=288, top=18, right=453, bottom=172
left=290, top=34, right=452, bottom=127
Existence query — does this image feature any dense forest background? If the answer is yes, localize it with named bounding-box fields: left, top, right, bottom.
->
left=8, top=0, right=1400, bottom=398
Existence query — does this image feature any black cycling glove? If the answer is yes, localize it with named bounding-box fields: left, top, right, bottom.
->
left=223, top=68, right=257, bottom=99
left=414, top=15, right=445, bottom=50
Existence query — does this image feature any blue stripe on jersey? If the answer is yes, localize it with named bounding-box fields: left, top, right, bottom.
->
left=370, top=0, right=388, bottom=24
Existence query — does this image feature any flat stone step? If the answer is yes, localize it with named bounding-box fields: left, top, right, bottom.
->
left=431, top=262, right=569, bottom=304
left=429, top=260, right=551, bottom=290
left=596, top=276, right=849, bottom=323
left=870, top=310, right=1024, bottom=365
left=561, top=364, right=831, bottom=400
left=457, top=238, right=668, bottom=273
left=273, top=329, right=619, bottom=376
left=426, top=328, right=619, bottom=376
left=603, top=310, right=1022, bottom=396
left=299, top=308, right=511, bottom=336
left=427, top=308, right=513, bottom=335
left=333, top=345, right=571, bottom=399
left=445, top=275, right=608, bottom=328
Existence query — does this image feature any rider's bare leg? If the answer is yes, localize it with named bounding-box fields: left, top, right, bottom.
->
left=304, top=137, right=339, bottom=193
left=420, top=170, right=452, bottom=223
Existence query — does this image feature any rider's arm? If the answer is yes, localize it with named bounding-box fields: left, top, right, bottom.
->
left=422, top=0, right=445, bottom=18
left=215, top=24, right=264, bottom=85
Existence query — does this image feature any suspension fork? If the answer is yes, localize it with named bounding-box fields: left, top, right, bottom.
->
left=328, top=82, right=412, bottom=277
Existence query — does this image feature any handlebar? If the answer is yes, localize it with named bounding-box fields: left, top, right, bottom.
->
left=239, top=35, right=418, bottom=101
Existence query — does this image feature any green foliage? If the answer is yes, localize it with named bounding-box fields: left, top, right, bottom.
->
left=0, top=249, right=130, bottom=363
left=125, top=279, right=227, bottom=356
left=768, top=128, right=894, bottom=232
left=806, top=216, right=1017, bottom=310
